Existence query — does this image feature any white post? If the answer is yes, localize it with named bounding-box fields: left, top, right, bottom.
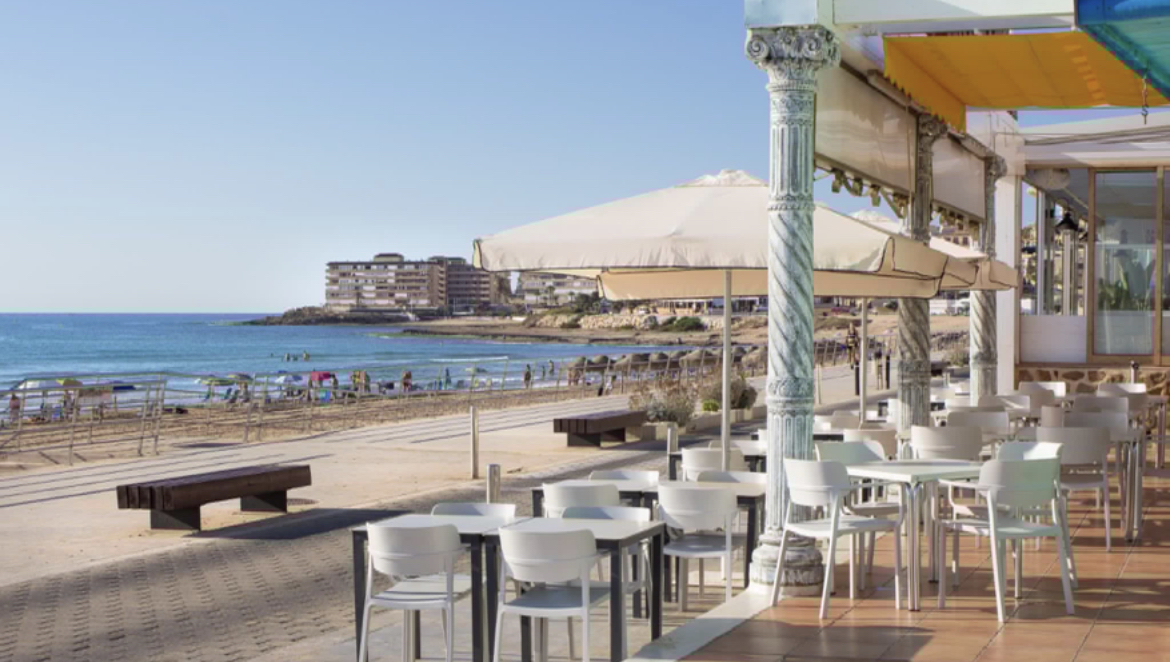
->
left=721, top=270, right=732, bottom=470
left=486, top=463, right=501, bottom=503
left=469, top=405, right=480, bottom=479
left=858, top=299, right=868, bottom=424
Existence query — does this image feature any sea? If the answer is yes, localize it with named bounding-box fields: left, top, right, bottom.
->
left=0, top=313, right=668, bottom=390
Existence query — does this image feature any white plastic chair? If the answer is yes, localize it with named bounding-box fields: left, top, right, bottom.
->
left=680, top=448, right=746, bottom=480
left=937, top=458, right=1076, bottom=622
left=589, top=469, right=659, bottom=485
left=359, top=522, right=469, bottom=662
left=1037, top=426, right=1113, bottom=551
left=909, top=426, right=984, bottom=461
left=1040, top=405, right=1065, bottom=427
left=658, top=485, right=739, bottom=609
left=1098, top=382, right=1146, bottom=395
left=1020, top=380, right=1067, bottom=398
left=842, top=428, right=898, bottom=459
left=944, top=396, right=974, bottom=410
left=769, top=459, right=902, bottom=618
left=947, top=410, right=1011, bottom=438
left=695, top=470, right=766, bottom=484
left=996, top=441, right=1063, bottom=460
left=542, top=483, right=620, bottom=518
left=431, top=502, right=517, bottom=519
left=1072, top=395, right=1129, bottom=413
left=494, top=528, right=609, bottom=662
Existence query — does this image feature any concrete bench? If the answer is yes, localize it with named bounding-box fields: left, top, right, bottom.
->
left=553, top=410, right=647, bottom=447
left=116, top=464, right=312, bottom=531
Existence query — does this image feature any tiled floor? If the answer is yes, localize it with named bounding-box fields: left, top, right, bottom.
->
left=684, top=466, right=1170, bottom=662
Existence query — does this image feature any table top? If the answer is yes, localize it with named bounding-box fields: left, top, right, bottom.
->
left=847, top=460, right=982, bottom=484
left=354, top=513, right=525, bottom=537
left=670, top=448, right=766, bottom=459
left=649, top=480, right=767, bottom=500
left=489, top=516, right=664, bottom=548
left=1013, top=427, right=1141, bottom=443
left=535, top=477, right=658, bottom=493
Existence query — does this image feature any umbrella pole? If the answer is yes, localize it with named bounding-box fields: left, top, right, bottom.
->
left=721, top=270, right=731, bottom=470
left=858, top=298, right=868, bottom=426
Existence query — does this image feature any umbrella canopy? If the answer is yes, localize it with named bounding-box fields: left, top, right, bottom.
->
left=852, top=211, right=1018, bottom=291
left=56, top=378, right=83, bottom=387
left=473, top=170, right=976, bottom=299
left=274, top=374, right=304, bottom=385
left=198, top=377, right=235, bottom=387
left=227, top=373, right=253, bottom=383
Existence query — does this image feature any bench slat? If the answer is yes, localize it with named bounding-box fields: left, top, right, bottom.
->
left=116, top=465, right=311, bottom=511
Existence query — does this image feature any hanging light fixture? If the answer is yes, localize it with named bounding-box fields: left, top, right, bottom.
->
left=1055, top=210, right=1079, bottom=234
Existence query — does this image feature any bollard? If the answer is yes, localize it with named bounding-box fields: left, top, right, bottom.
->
left=665, top=423, right=678, bottom=453
left=1131, top=360, right=1140, bottom=384
left=486, top=464, right=501, bottom=503
left=469, top=405, right=480, bottom=479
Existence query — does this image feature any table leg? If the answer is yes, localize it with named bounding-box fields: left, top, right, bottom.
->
left=908, top=484, right=921, bottom=611
left=651, top=531, right=663, bottom=639
left=470, top=538, right=484, bottom=662
left=744, top=502, right=758, bottom=589
left=486, top=540, right=500, bottom=659
left=412, top=611, right=421, bottom=661
left=669, top=455, right=679, bottom=481
left=521, top=612, right=532, bottom=662
left=928, top=482, right=939, bottom=584
left=532, top=489, right=543, bottom=517
left=352, top=529, right=367, bottom=661
left=610, top=547, right=625, bottom=662
left=632, top=547, right=642, bottom=619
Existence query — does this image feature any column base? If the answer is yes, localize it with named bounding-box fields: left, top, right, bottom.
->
left=750, top=534, right=824, bottom=595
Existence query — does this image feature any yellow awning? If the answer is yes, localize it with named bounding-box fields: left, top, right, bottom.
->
left=884, top=31, right=1169, bottom=132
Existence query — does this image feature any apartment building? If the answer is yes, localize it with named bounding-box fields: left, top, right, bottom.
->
left=325, top=253, right=507, bottom=312
left=516, top=272, right=598, bottom=308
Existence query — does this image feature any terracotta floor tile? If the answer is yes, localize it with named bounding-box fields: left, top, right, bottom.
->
left=702, top=633, right=805, bottom=656
left=684, top=652, right=783, bottom=662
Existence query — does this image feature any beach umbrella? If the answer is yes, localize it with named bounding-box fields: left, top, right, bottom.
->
left=56, top=378, right=83, bottom=388
left=274, top=374, right=303, bottom=385
left=17, top=380, right=54, bottom=391
left=474, top=170, right=981, bottom=468
left=227, top=373, right=253, bottom=383
left=198, top=377, right=235, bottom=387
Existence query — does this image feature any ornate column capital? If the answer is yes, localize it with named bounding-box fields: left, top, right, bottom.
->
left=917, top=115, right=948, bottom=145
left=746, top=26, right=841, bottom=89
left=985, top=155, right=1008, bottom=185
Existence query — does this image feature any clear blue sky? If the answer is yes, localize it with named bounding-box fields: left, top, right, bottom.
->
left=0, top=2, right=1154, bottom=313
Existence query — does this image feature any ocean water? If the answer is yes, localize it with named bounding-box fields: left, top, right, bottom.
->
left=0, top=313, right=671, bottom=389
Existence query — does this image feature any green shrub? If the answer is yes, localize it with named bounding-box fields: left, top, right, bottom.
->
left=657, top=316, right=704, bottom=333
left=701, top=399, right=720, bottom=412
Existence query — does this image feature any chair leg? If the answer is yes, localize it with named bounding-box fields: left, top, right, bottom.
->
left=492, top=609, right=505, bottom=662
left=581, top=607, right=591, bottom=662
left=402, top=611, right=412, bottom=662
left=952, top=527, right=961, bottom=588
left=679, top=558, right=688, bottom=612
left=724, top=550, right=732, bottom=603
left=357, top=603, right=373, bottom=662
left=698, top=559, right=704, bottom=597
left=820, top=533, right=839, bottom=620
left=866, top=532, right=877, bottom=582
left=937, top=525, right=947, bottom=609
left=1055, top=532, right=1076, bottom=615
left=892, top=525, right=902, bottom=611
left=567, top=617, right=575, bottom=661
left=1013, top=539, right=1022, bottom=600
left=989, top=534, right=1006, bottom=624
left=1103, top=480, right=1113, bottom=553
left=445, top=606, right=454, bottom=662
left=770, top=530, right=790, bottom=606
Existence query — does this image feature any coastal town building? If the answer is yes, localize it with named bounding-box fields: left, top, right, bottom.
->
left=325, top=253, right=507, bottom=312
left=516, top=272, right=598, bottom=308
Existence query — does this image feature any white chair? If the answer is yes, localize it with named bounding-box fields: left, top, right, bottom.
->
left=996, top=441, right=1063, bottom=461
left=814, top=411, right=859, bottom=431
left=909, top=426, right=983, bottom=461
left=543, top=483, right=620, bottom=518
left=494, top=528, right=609, bottom=662
left=945, top=396, right=974, bottom=410
left=1037, top=426, right=1113, bottom=551
left=359, top=522, right=470, bottom=662
left=1021, top=380, right=1067, bottom=398
left=937, top=458, right=1076, bottom=623
left=658, top=484, right=739, bottom=609
left=1098, top=382, right=1146, bottom=395
left=431, top=502, right=517, bottom=519
left=589, top=469, right=659, bottom=485
left=731, top=439, right=766, bottom=457
left=947, top=410, right=1011, bottom=437
left=1040, top=405, right=1065, bottom=427
left=680, top=448, right=746, bottom=480
left=769, top=459, right=902, bottom=618
left=997, top=393, right=1032, bottom=411
left=1072, top=395, right=1129, bottom=413
left=695, top=470, right=765, bottom=484
left=843, top=428, right=898, bottom=458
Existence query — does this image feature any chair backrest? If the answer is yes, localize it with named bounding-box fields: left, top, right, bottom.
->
left=499, top=528, right=598, bottom=584
left=562, top=505, right=651, bottom=522
left=1040, top=405, right=1065, bottom=427
left=977, top=394, right=1008, bottom=407
left=731, top=439, right=766, bottom=456
left=909, top=425, right=984, bottom=461
left=996, top=441, right=1063, bottom=461
left=812, top=414, right=835, bottom=431
left=997, top=393, right=1032, bottom=410
left=978, top=458, right=1060, bottom=509
left=431, top=502, right=517, bottom=519
left=1072, top=395, right=1129, bottom=413
left=842, top=428, right=897, bottom=458
left=542, top=482, right=620, bottom=517
left=1034, top=426, right=1110, bottom=466
left=1064, top=411, right=1130, bottom=434
left=815, top=440, right=885, bottom=465
left=657, top=485, right=737, bottom=531
left=695, top=470, right=766, bottom=484
left=681, top=448, right=746, bottom=479
left=783, top=459, right=852, bottom=509
left=945, top=396, right=974, bottom=410
left=589, top=469, right=660, bottom=485
left=1020, top=380, right=1067, bottom=397
left=829, top=411, right=860, bottom=429
left=946, top=410, right=1010, bottom=432
left=1098, top=382, right=1147, bottom=395
left=367, top=521, right=462, bottom=577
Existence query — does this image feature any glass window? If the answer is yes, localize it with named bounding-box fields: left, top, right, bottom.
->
left=1094, top=170, right=1157, bottom=355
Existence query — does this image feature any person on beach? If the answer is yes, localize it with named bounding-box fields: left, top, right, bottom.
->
left=8, top=394, right=20, bottom=425
left=284, top=353, right=291, bottom=362
left=303, top=351, right=311, bottom=361
left=402, top=370, right=412, bottom=392
left=443, top=368, right=452, bottom=391
left=548, top=359, right=556, bottom=376
left=523, top=365, right=532, bottom=389
left=540, top=364, right=547, bottom=381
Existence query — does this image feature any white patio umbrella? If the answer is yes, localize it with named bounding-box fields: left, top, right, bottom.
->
left=473, top=170, right=977, bottom=468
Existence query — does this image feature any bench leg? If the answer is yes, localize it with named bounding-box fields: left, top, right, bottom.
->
left=600, top=429, right=628, bottom=443
left=241, top=491, right=288, bottom=513
left=151, top=507, right=201, bottom=531
left=566, top=433, right=602, bottom=447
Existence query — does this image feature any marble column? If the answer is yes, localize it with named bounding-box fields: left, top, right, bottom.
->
left=745, top=25, right=839, bottom=591
left=970, top=156, right=1007, bottom=399
left=897, top=115, right=946, bottom=432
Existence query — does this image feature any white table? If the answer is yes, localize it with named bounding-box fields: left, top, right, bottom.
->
left=846, top=460, right=982, bottom=611
left=352, top=513, right=522, bottom=662
left=490, top=517, right=665, bottom=662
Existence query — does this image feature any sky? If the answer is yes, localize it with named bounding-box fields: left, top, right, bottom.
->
left=0, top=2, right=1159, bottom=313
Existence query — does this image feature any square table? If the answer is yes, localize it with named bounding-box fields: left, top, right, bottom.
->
left=846, top=460, right=981, bottom=611
left=352, top=513, right=522, bottom=662
left=486, top=517, right=665, bottom=662
left=643, top=480, right=767, bottom=589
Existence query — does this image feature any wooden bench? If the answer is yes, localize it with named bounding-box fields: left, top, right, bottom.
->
left=553, top=410, right=647, bottom=447
left=116, top=464, right=312, bottom=531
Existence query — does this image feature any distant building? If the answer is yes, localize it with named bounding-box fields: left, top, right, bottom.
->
left=517, top=272, right=598, bottom=308
left=325, top=253, right=507, bottom=312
